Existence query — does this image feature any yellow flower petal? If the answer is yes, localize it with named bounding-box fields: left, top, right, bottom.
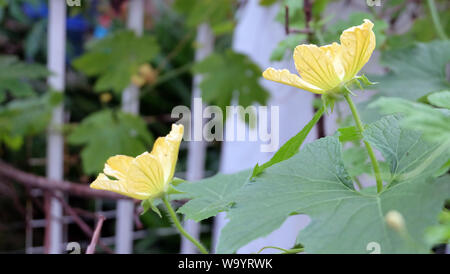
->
left=91, top=173, right=150, bottom=200
left=126, top=152, right=166, bottom=196
left=103, top=155, right=133, bottom=181
left=91, top=152, right=166, bottom=200
left=150, top=124, right=184, bottom=185
left=321, top=42, right=345, bottom=81
left=339, top=19, right=376, bottom=81
left=262, top=68, right=324, bottom=94
left=293, top=44, right=342, bottom=91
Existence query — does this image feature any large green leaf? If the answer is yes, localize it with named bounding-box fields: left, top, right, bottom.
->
left=372, top=41, right=450, bottom=100
left=73, top=31, right=159, bottom=94
left=295, top=172, right=448, bottom=254
left=180, top=115, right=448, bottom=253
left=342, top=146, right=370, bottom=178
left=177, top=170, right=251, bottom=222
left=67, top=109, right=153, bottom=175
left=218, top=117, right=450, bottom=253
left=216, top=136, right=356, bottom=254
left=369, top=97, right=450, bottom=145
left=427, top=90, right=450, bottom=109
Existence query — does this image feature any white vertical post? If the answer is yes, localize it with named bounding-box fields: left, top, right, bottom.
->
left=46, top=0, right=66, bottom=254
left=115, top=0, right=144, bottom=254
left=180, top=24, right=214, bottom=254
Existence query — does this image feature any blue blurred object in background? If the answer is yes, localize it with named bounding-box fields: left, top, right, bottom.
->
left=22, top=1, right=91, bottom=61
left=67, top=14, right=89, bottom=33
left=22, top=2, right=48, bottom=19
left=67, top=14, right=89, bottom=59
left=94, top=25, right=109, bottom=39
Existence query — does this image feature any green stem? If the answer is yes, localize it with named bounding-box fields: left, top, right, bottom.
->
left=256, top=246, right=304, bottom=254
left=427, top=0, right=448, bottom=40
left=353, top=177, right=363, bottom=190
left=280, top=248, right=304, bottom=254
left=163, top=195, right=208, bottom=254
left=344, top=93, right=383, bottom=193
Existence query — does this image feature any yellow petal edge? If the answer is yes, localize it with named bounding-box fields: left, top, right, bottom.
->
left=262, top=68, right=324, bottom=94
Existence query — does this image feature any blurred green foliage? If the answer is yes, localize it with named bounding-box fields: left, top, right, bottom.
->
left=73, top=31, right=160, bottom=94
left=174, top=0, right=235, bottom=35
left=193, top=50, right=269, bottom=119
left=425, top=209, right=450, bottom=246
left=370, top=93, right=450, bottom=144
left=270, top=0, right=306, bottom=61
left=0, top=55, right=48, bottom=102
left=67, top=109, right=153, bottom=175
left=373, top=41, right=450, bottom=101
left=0, top=92, right=61, bottom=150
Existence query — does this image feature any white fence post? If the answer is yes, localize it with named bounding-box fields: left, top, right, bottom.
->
left=115, top=0, right=145, bottom=254
left=46, top=0, right=67, bottom=254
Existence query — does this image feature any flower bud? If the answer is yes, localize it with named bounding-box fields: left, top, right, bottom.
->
left=385, top=210, right=405, bottom=232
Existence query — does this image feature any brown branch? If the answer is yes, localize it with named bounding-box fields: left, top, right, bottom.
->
left=86, top=215, right=106, bottom=254
left=304, top=0, right=312, bottom=30
left=134, top=206, right=144, bottom=230
left=289, top=28, right=314, bottom=34
left=43, top=192, right=51, bottom=254
left=285, top=5, right=290, bottom=34
left=0, top=178, right=26, bottom=215
left=0, top=160, right=130, bottom=201
left=284, top=5, right=313, bottom=35
left=53, top=195, right=114, bottom=254
left=28, top=188, right=46, bottom=213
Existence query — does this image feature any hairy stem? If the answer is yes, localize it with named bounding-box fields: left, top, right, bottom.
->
left=163, top=195, right=208, bottom=254
left=344, top=93, right=383, bottom=193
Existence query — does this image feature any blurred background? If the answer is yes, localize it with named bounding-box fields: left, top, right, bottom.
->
left=0, top=0, right=448, bottom=254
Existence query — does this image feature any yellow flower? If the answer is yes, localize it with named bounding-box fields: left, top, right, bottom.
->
left=263, top=19, right=375, bottom=94
left=90, top=124, right=184, bottom=200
